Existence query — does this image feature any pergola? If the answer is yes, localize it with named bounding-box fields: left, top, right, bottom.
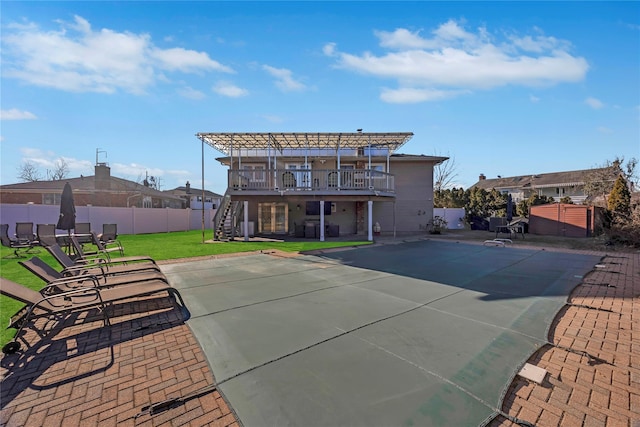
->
left=195, top=132, right=415, bottom=243
left=196, top=132, right=414, bottom=155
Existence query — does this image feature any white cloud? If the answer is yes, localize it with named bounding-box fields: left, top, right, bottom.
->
left=177, top=86, right=206, bottom=100
left=322, top=43, right=337, bottom=56
left=19, top=148, right=93, bottom=174
left=380, top=87, right=466, bottom=103
left=326, top=20, right=589, bottom=104
left=0, top=109, right=37, bottom=120
left=212, top=81, right=249, bottom=97
left=529, top=94, right=540, bottom=103
left=149, top=47, right=233, bottom=73
left=262, top=65, right=306, bottom=92
left=2, top=15, right=233, bottom=94
left=585, top=97, right=604, bottom=109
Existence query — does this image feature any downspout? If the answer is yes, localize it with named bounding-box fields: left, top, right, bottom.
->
left=201, top=137, right=205, bottom=243
left=337, top=134, right=341, bottom=187
left=268, top=133, right=272, bottom=188
left=368, top=134, right=372, bottom=188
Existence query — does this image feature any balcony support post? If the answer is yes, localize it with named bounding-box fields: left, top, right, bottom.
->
left=243, top=200, right=249, bottom=241
left=368, top=200, right=373, bottom=241
left=320, top=201, right=325, bottom=242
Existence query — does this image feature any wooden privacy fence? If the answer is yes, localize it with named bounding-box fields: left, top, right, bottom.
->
left=0, top=204, right=215, bottom=237
left=528, top=203, right=604, bottom=237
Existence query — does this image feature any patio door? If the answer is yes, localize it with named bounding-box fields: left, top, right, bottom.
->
left=286, top=163, right=311, bottom=188
left=258, top=203, right=288, bottom=234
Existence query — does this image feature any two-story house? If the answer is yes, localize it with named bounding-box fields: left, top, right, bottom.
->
left=197, top=132, right=447, bottom=241
left=471, top=167, right=618, bottom=205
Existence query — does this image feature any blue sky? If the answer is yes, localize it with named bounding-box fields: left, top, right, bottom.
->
left=1, top=1, right=638, bottom=195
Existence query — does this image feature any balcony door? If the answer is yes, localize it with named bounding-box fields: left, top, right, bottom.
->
left=258, top=203, right=288, bottom=234
left=285, top=163, right=311, bottom=188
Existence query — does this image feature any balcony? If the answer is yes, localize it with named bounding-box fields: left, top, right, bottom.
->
left=227, top=168, right=395, bottom=195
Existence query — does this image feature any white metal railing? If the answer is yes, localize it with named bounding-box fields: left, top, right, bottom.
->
left=229, top=168, right=394, bottom=192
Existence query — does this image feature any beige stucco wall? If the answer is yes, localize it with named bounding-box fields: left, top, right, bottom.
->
left=373, top=160, right=435, bottom=235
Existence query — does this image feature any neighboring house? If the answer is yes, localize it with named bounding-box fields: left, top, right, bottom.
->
left=196, top=132, right=447, bottom=241
left=165, top=182, right=222, bottom=209
left=0, top=163, right=185, bottom=208
left=471, top=167, right=617, bottom=204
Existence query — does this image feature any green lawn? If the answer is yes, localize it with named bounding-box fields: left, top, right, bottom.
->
left=0, top=229, right=371, bottom=347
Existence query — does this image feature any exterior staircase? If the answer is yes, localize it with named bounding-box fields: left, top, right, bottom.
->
left=212, top=192, right=243, bottom=241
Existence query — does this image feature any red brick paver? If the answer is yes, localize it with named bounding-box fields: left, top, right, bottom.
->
left=490, top=250, right=639, bottom=427
left=0, top=296, right=239, bottom=427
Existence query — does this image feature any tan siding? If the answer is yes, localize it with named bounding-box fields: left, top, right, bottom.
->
left=374, top=160, right=434, bottom=234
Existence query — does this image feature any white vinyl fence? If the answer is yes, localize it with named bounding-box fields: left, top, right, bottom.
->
left=433, top=208, right=466, bottom=229
left=0, top=204, right=216, bottom=237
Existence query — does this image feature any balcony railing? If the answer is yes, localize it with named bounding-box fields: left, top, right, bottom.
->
left=228, top=168, right=394, bottom=193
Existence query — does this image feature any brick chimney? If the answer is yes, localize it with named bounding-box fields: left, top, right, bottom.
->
left=95, top=163, right=111, bottom=190
left=479, top=173, right=486, bottom=181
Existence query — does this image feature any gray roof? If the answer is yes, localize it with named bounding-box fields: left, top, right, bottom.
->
left=1, top=175, right=184, bottom=201
left=168, top=186, right=222, bottom=198
left=472, top=167, right=617, bottom=191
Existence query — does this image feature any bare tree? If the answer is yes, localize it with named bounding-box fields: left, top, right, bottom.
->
left=583, top=157, right=637, bottom=206
left=433, top=153, right=458, bottom=192
left=17, top=161, right=42, bottom=182
left=49, top=158, right=69, bottom=180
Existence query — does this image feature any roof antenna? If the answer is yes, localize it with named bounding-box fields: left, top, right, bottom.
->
left=96, top=148, right=108, bottom=166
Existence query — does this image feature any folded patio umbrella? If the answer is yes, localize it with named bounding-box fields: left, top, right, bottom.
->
left=56, top=182, right=76, bottom=232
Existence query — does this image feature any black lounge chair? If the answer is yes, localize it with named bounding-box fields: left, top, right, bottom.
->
left=46, top=243, right=161, bottom=277
left=68, top=236, right=152, bottom=268
left=1, top=224, right=37, bottom=258
left=15, top=222, right=37, bottom=246
left=20, top=257, right=167, bottom=289
left=98, top=224, right=123, bottom=253
left=0, top=276, right=188, bottom=354
left=91, top=231, right=124, bottom=256
left=74, top=222, right=93, bottom=245
left=36, top=223, right=58, bottom=247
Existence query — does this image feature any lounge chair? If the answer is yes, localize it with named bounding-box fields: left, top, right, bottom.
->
left=1, top=224, right=37, bottom=258
left=15, top=222, right=37, bottom=246
left=91, top=231, right=124, bottom=256
left=0, top=276, right=188, bottom=354
left=74, top=222, right=93, bottom=245
left=19, top=257, right=167, bottom=289
left=36, top=223, right=58, bottom=247
left=46, top=243, right=161, bottom=277
left=98, top=224, right=122, bottom=250
left=68, top=236, right=153, bottom=268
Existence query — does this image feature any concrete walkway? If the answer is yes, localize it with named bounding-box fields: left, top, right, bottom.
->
left=0, top=238, right=638, bottom=426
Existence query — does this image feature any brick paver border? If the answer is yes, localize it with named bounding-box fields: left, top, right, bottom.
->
left=0, top=296, right=239, bottom=427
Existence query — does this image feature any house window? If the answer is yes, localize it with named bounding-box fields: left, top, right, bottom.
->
left=142, top=196, right=152, bottom=208
left=242, top=164, right=265, bottom=182
left=43, top=193, right=62, bottom=205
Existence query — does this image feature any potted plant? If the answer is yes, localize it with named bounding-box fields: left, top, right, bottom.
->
left=429, top=216, right=448, bottom=234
